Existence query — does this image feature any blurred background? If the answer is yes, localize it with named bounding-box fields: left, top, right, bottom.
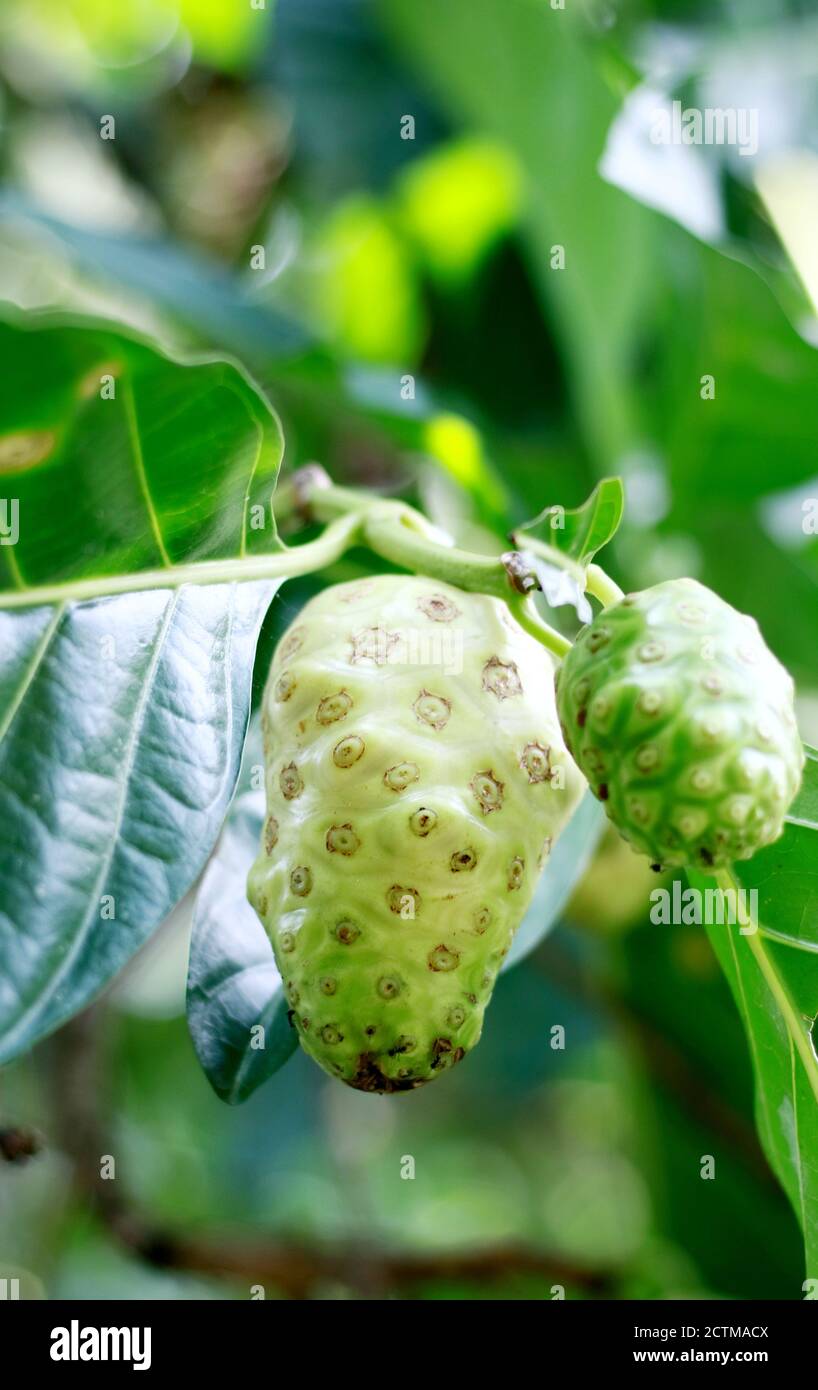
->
left=1, top=0, right=817, bottom=1299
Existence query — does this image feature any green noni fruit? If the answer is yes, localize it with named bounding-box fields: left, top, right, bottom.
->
left=556, top=578, right=803, bottom=870
left=248, top=575, right=584, bottom=1093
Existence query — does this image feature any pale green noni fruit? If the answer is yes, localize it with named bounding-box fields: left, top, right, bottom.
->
left=556, top=578, right=803, bottom=870
left=248, top=574, right=584, bottom=1093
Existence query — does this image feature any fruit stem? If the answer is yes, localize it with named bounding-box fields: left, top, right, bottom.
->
left=360, top=506, right=572, bottom=659
left=1, top=471, right=606, bottom=671
left=586, top=564, right=625, bottom=608
left=0, top=511, right=368, bottom=610
left=506, top=595, right=572, bottom=658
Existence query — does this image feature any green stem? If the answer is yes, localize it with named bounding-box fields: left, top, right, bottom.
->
left=362, top=508, right=510, bottom=601
left=586, top=563, right=625, bottom=608
left=0, top=511, right=367, bottom=611
left=506, top=595, right=572, bottom=659
left=0, top=473, right=615, bottom=668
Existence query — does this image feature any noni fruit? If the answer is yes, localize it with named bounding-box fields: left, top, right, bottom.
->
left=556, top=578, right=803, bottom=870
left=248, top=575, right=584, bottom=1093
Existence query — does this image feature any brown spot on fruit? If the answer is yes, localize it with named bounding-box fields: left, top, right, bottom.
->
left=377, top=976, right=401, bottom=1000
left=428, top=944, right=460, bottom=972
left=348, top=1054, right=422, bottom=1093
left=473, top=907, right=492, bottom=934
left=384, top=761, right=420, bottom=792
left=520, top=743, right=552, bottom=783
left=333, top=735, right=365, bottom=768
left=470, top=769, right=504, bottom=813
left=482, top=656, right=522, bottom=700
left=264, top=816, right=279, bottom=854
left=335, top=920, right=360, bottom=944
left=598, top=783, right=609, bottom=801
left=279, top=628, right=305, bottom=662
left=316, top=690, right=352, bottom=725
left=388, top=885, right=420, bottom=916
left=409, top=807, right=437, bottom=836
left=279, top=931, right=296, bottom=953
left=417, top=593, right=460, bottom=622
left=321, top=1024, right=343, bottom=1045
left=274, top=672, right=296, bottom=702
left=430, top=1037, right=464, bottom=1070
left=290, top=866, right=312, bottom=897
left=320, top=977, right=337, bottom=996
left=507, top=857, right=524, bottom=891
left=280, top=763, right=303, bottom=799
left=326, top=824, right=360, bottom=856
left=413, top=689, right=452, bottom=730
left=450, top=849, right=477, bottom=872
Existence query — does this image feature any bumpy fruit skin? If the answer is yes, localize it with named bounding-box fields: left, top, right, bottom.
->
left=248, top=575, right=584, bottom=1093
left=556, top=578, right=803, bottom=870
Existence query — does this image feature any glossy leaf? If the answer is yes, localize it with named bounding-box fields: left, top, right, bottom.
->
left=187, top=723, right=296, bottom=1104
left=0, top=312, right=287, bottom=1060
left=0, top=193, right=309, bottom=364
left=0, top=580, right=278, bottom=1063
left=0, top=311, right=284, bottom=599
left=691, top=745, right=818, bottom=1278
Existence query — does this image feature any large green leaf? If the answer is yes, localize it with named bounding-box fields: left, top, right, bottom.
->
left=0, top=581, right=277, bottom=1062
left=691, top=746, right=818, bottom=1279
left=0, top=312, right=286, bottom=1060
left=656, top=238, right=818, bottom=506
left=0, top=195, right=309, bottom=365
left=0, top=311, right=283, bottom=597
left=186, top=721, right=296, bottom=1104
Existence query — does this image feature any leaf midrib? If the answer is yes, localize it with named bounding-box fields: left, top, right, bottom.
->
left=0, top=590, right=181, bottom=1054
left=716, top=866, right=818, bottom=1109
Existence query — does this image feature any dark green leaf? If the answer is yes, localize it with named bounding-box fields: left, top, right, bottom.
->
left=0, top=311, right=284, bottom=598
left=691, top=745, right=818, bottom=1278
left=0, top=194, right=310, bottom=364
left=0, top=312, right=288, bottom=1060
left=0, top=580, right=278, bottom=1063
left=186, top=723, right=296, bottom=1104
